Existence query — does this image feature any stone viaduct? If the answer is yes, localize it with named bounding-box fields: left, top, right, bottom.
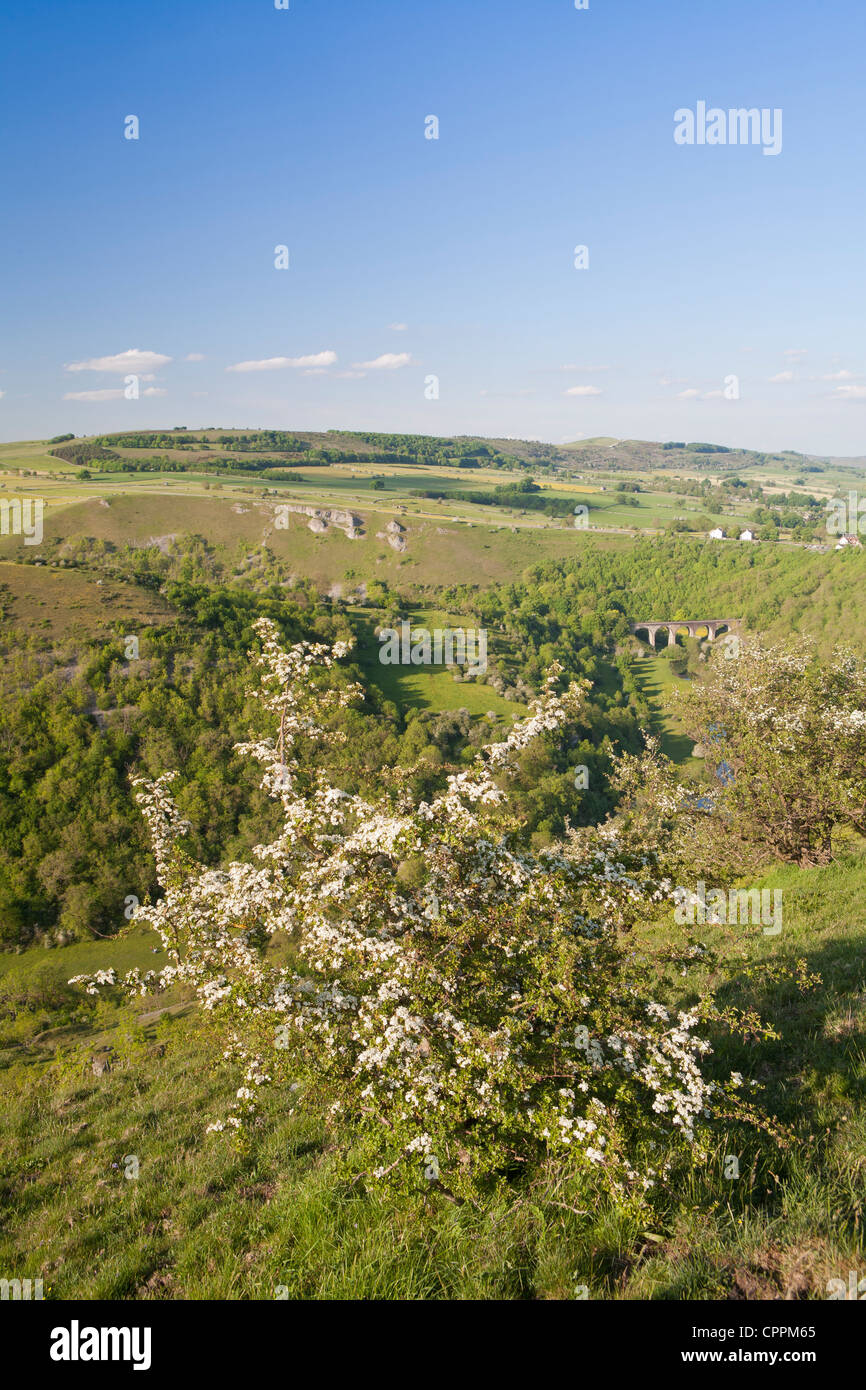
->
left=630, top=619, right=741, bottom=649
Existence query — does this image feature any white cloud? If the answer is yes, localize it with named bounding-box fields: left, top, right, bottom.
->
left=561, top=363, right=610, bottom=372
left=768, top=371, right=794, bottom=383
left=63, top=384, right=166, bottom=402
left=783, top=348, right=807, bottom=359
left=820, top=369, right=856, bottom=381
left=185, top=353, right=205, bottom=362
left=63, top=388, right=125, bottom=402
left=388, top=323, right=409, bottom=332
left=64, top=348, right=172, bottom=375
left=353, top=352, right=414, bottom=370
left=564, top=385, right=603, bottom=397
left=0, top=390, right=5, bottom=399
left=831, top=384, right=866, bottom=400
left=226, top=351, right=338, bottom=373
left=291, top=351, right=337, bottom=368
left=334, top=370, right=367, bottom=379
left=674, top=386, right=735, bottom=400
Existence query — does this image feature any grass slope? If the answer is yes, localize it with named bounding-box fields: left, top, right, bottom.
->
left=1, top=855, right=864, bottom=1300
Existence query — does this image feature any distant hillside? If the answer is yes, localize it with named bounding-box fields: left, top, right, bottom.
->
left=13, top=427, right=845, bottom=479
left=559, top=437, right=831, bottom=475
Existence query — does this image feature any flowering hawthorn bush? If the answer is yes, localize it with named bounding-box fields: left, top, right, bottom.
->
left=578, top=641, right=866, bottom=882
left=73, top=619, right=756, bottom=1201
left=675, top=640, right=866, bottom=867
left=567, top=734, right=746, bottom=888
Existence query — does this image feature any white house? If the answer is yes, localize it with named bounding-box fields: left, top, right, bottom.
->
left=708, top=527, right=726, bottom=540
left=738, top=528, right=756, bottom=542
left=835, top=533, right=863, bottom=551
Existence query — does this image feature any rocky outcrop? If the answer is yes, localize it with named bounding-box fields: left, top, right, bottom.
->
left=376, top=519, right=408, bottom=552
left=275, top=503, right=364, bottom=538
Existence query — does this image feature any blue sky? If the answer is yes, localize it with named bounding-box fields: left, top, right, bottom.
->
left=1, top=0, right=864, bottom=453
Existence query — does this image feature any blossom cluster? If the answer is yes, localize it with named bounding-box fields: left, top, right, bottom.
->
left=71, top=618, right=739, bottom=1199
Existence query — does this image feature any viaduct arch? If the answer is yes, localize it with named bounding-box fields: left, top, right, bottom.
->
left=630, top=619, right=741, bottom=649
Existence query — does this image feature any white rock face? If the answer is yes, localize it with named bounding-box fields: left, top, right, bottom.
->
left=377, top=529, right=407, bottom=552
left=373, top=518, right=407, bottom=551
left=276, top=503, right=364, bottom=538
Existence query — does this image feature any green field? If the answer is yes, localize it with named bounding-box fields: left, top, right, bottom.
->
left=4, top=428, right=859, bottom=551
left=632, top=655, right=701, bottom=765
